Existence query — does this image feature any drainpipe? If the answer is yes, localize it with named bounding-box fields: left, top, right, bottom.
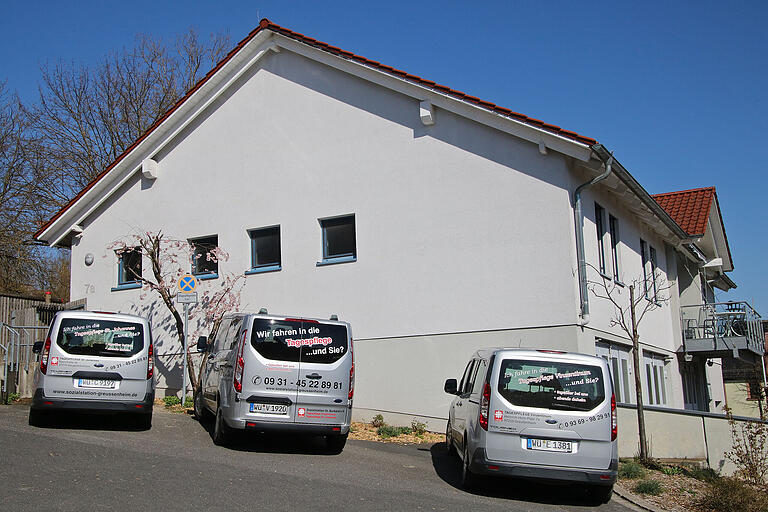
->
left=573, top=152, right=614, bottom=326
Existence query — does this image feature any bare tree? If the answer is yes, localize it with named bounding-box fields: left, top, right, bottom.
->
left=588, top=264, right=672, bottom=460
left=109, top=231, right=244, bottom=392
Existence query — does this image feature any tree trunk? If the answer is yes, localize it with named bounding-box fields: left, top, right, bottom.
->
left=630, top=284, right=649, bottom=460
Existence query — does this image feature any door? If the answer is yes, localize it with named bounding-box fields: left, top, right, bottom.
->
left=452, top=359, right=477, bottom=448
left=294, top=319, right=352, bottom=426
left=203, top=318, right=230, bottom=405
left=44, top=315, right=148, bottom=402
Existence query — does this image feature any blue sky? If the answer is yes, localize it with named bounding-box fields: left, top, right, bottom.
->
left=2, top=1, right=766, bottom=313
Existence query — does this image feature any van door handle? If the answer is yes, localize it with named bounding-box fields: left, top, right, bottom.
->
left=306, top=373, right=322, bottom=379
left=456, top=401, right=463, bottom=407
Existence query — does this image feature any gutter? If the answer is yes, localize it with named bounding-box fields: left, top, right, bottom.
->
left=573, top=152, right=614, bottom=326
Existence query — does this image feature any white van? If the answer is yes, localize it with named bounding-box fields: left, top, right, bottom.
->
left=445, top=348, right=617, bottom=502
left=29, top=310, right=155, bottom=428
left=194, top=312, right=353, bottom=451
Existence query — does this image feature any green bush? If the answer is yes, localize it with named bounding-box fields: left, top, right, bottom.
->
left=696, top=477, right=768, bottom=512
left=634, top=479, right=663, bottom=496
left=687, top=466, right=719, bottom=483
left=619, top=461, right=646, bottom=479
left=162, top=396, right=181, bottom=407
left=371, top=414, right=385, bottom=428
left=3, top=392, right=20, bottom=404
left=184, top=396, right=193, bottom=408
left=410, top=419, right=427, bottom=437
left=377, top=425, right=412, bottom=438
left=661, top=465, right=683, bottom=476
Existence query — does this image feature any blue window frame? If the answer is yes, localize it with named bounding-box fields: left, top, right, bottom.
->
left=246, top=226, right=281, bottom=274
left=317, top=214, right=356, bottom=266
left=113, top=247, right=142, bottom=291
left=190, top=235, right=218, bottom=280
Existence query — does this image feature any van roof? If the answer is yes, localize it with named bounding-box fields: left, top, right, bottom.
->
left=477, top=348, right=606, bottom=365
left=55, top=310, right=149, bottom=323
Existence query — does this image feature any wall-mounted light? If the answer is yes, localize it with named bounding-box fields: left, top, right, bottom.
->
left=84, top=253, right=94, bottom=266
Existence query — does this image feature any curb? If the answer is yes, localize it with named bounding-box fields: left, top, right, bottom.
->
left=613, top=483, right=666, bottom=512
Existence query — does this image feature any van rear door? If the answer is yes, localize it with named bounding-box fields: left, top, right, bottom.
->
left=294, top=320, right=352, bottom=426
left=43, top=316, right=148, bottom=402
left=486, top=356, right=613, bottom=470
left=245, top=317, right=302, bottom=422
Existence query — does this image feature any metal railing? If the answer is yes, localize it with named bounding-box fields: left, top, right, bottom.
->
left=680, top=302, right=764, bottom=354
left=0, top=323, right=49, bottom=393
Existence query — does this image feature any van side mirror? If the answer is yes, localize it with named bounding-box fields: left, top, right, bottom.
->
left=444, top=378, right=458, bottom=395
left=32, top=341, right=43, bottom=354
left=196, top=336, right=208, bottom=353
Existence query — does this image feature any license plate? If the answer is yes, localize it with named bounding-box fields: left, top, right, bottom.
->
left=76, top=378, right=117, bottom=389
left=250, top=403, right=288, bottom=415
left=527, top=438, right=573, bottom=453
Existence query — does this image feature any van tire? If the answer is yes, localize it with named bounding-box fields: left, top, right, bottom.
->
left=213, top=406, right=230, bottom=446
left=193, top=390, right=209, bottom=421
left=326, top=433, right=348, bottom=453
left=461, top=442, right=479, bottom=490
left=28, top=408, right=47, bottom=427
left=445, top=421, right=456, bottom=455
left=587, top=484, right=613, bottom=504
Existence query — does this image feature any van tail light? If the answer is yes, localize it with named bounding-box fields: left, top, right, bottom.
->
left=233, top=330, right=247, bottom=393
left=610, top=393, right=617, bottom=441
left=479, top=382, right=491, bottom=430
left=348, top=362, right=355, bottom=400
left=147, top=340, right=154, bottom=380
left=40, top=337, right=52, bottom=375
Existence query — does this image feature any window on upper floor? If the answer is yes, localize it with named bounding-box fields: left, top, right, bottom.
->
left=640, top=239, right=650, bottom=298
left=117, top=248, right=142, bottom=287
left=318, top=214, right=356, bottom=265
left=190, top=235, right=218, bottom=279
left=248, top=226, right=281, bottom=274
left=609, top=215, right=621, bottom=282
left=595, top=203, right=607, bottom=275
left=649, top=246, right=659, bottom=302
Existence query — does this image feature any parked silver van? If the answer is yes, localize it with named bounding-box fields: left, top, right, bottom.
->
left=194, top=312, right=353, bottom=451
left=29, top=310, right=155, bottom=428
left=444, top=348, right=617, bottom=502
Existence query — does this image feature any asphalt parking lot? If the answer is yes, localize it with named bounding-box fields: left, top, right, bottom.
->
left=0, top=404, right=633, bottom=511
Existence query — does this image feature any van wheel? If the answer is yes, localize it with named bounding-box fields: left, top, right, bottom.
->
left=193, top=390, right=208, bottom=421
left=587, top=484, right=614, bottom=504
left=28, top=408, right=47, bottom=427
left=445, top=421, right=455, bottom=455
left=212, top=406, right=230, bottom=446
left=461, top=442, right=479, bottom=490
left=326, top=433, right=348, bottom=454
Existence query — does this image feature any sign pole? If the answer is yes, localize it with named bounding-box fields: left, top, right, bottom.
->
left=182, top=302, right=188, bottom=406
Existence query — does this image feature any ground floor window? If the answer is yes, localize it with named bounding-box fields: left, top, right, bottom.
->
left=643, top=352, right=668, bottom=406
left=595, top=341, right=633, bottom=404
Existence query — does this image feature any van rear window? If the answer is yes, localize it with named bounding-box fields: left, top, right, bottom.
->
left=498, top=359, right=605, bottom=411
left=250, top=318, right=349, bottom=364
left=57, top=318, right=144, bottom=357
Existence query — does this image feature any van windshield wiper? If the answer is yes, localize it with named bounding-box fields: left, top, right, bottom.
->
left=548, top=403, right=590, bottom=411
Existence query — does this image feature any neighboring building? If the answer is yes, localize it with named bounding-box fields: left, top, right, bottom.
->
left=33, top=19, right=759, bottom=426
left=653, top=187, right=764, bottom=415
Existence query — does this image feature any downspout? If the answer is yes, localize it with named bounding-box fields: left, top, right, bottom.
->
left=573, top=152, right=614, bottom=326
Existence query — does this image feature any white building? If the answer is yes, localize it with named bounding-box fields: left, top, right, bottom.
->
left=35, top=19, right=758, bottom=428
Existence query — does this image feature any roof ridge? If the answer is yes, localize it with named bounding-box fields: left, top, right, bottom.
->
left=652, top=186, right=716, bottom=198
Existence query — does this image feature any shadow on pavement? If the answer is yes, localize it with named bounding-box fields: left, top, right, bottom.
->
left=27, top=409, right=152, bottom=432
left=429, top=442, right=606, bottom=507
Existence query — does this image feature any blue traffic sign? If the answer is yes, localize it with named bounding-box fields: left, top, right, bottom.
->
left=177, top=274, right=198, bottom=293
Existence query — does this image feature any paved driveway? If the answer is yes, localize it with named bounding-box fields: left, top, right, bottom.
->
left=0, top=404, right=632, bottom=511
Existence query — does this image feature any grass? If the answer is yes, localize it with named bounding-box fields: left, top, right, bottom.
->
left=619, top=461, right=647, bottom=479
left=634, top=479, right=663, bottom=496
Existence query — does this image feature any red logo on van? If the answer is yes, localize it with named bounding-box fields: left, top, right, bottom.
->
left=51, top=357, right=59, bottom=366
left=297, top=408, right=306, bottom=417
left=494, top=410, right=503, bottom=421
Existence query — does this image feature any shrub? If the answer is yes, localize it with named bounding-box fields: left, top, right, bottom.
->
left=410, top=419, right=427, bottom=437
left=184, top=396, right=193, bottom=408
left=661, top=465, right=683, bottom=476
left=634, top=479, right=663, bottom=496
left=696, top=477, right=768, bottom=512
left=163, top=396, right=181, bottom=407
left=371, top=414, right=385, bottom=428
left=4, top=392, right=20, bottom=404
left=377, top=425, right=412, bottom=438
left=619, top=461, right=646, bottom=479
left=686, top=466, right=719, bottom=482
left=725, top=411, right=768, bottom=486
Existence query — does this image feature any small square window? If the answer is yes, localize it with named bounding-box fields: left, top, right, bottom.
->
left=190, top=235, right=218, bottom=277
left=118, top=248, right=142, bottom=285
left=319, top=215, right=356, bottom=265
left=248, top=226, right=281, bottom=273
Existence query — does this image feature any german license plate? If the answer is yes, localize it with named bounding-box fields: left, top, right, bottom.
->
left=76, top=378, right=117, bottom=389
left=527, top=438, right=573, bottom=453
left=250, top=403, right=288, bottom=415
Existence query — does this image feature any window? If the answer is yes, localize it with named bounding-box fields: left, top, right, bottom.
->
left=649, top=246, right=659, bottom=301
left=595, top=203, right=607, bottom=275
left=640, top=239, right=649, bottom=298
left=596, top=342, right=633, bottom=404
left=318, top=215, right=356, bottom=265
left=643, top=353, right=668, bottom=406
left=250, top=318, right=350, bottom=364
left=247, top=226, right=281, bottom=274
left=117, top=247, right=142, bottom=287
left=190, top=235, right=218, bottom=278
left=609, top=215, right=620, bottom=281
left=57, top=318, right=144, bottom=357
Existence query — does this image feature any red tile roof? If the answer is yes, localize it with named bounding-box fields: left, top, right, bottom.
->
left=35, top=19, right=597, bottom=241
left=652, top=187, right=715, bottom=236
